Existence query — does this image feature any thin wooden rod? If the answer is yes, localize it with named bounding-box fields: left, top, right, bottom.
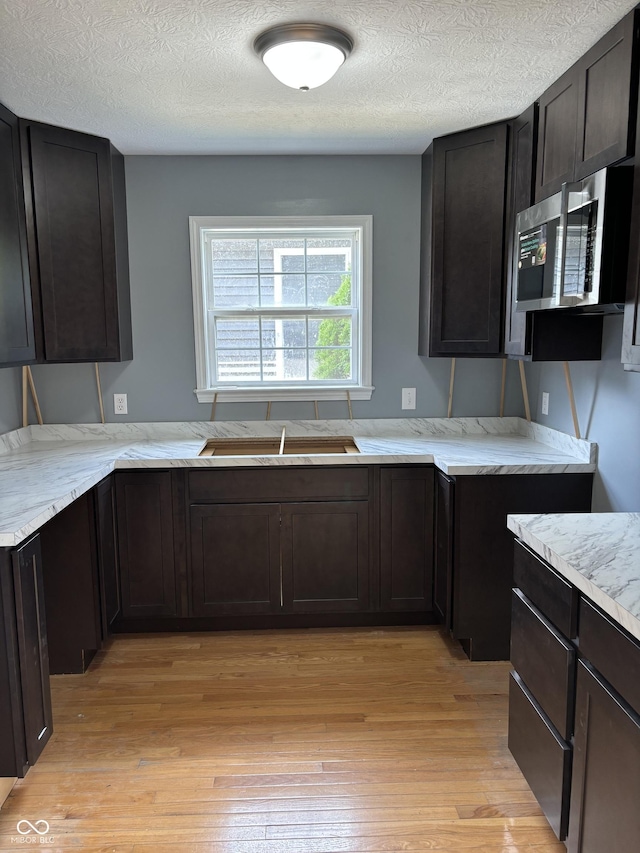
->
left=563, top=361, right=581, bottom=439
left=447, top=358, right=456, bottom=418
left=499, top=359, right=507, bottom=418
left=279, top=426, right=286, bottom=455
left=346, top=390, right=353, bottom=420
left=210, top=392, right=218, bottom=421
left=22, top=366, right=28, bottom=428
left=94, top=363, right=105, bottom=425
left=26, top=367, right=43, bottom=425
left=519, top=360, right=531, bottom=422
left=314, top=400, right=319, bottom=420
left=266, top=401, right=272, bottom=421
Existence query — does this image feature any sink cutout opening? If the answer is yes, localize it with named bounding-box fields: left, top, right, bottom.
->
left=199, top=436, right=359, bottom=456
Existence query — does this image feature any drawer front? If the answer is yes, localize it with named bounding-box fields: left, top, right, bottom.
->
left=578, top=598, right=640, bottom=713
left=513, top=540, right=579, bottom=638
left=508, top=671, right=572, bottom=841
left=188, top=467, right=370, bottom=503
left=511, top=589, right=575, bottom=740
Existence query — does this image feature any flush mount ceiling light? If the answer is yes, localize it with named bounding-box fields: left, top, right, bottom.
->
left=254, top=23, right=353, bottom=91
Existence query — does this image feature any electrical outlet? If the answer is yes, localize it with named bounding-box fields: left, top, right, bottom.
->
left=114, top=393, right=128, bottom=415
left=541, top=391, right=549, bottom=416
left=402, top=387, right=416, bottom=410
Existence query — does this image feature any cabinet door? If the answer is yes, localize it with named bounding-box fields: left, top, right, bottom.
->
left=623, top=95, right=640, bottom=370
left=504, top=104, right=537, bottom=357
left=25, top=122, right=126, bottom=362
left=430, top=122, right=508, bottom=356
left=535, top=69, right=579, bottom=202
left=95, top=476, right=121, bottom=635
left=0, top=102, right=35, bottom=366
left=40, top=492, right=102, bottom=673
left=380, top=468, right=434, bottom=612
left=12, top=536, right=53, bottom=769
left=434, top=471, right=454, bottom=628
left=189, top=503, right=281, bottom=616
left=281, top=501, right=369, bottom=613
left=116, top=472, right=177, bottom=618
left=567, top=661, right=640, bottom=853
left=575, top=11, right=639, bottom=180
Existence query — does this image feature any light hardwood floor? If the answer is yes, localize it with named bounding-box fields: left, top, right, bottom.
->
left=0, top=627, right=564, bottom=852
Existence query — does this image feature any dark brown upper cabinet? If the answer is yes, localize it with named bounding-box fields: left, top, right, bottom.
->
left=535, top=9, right=639, bottom=202
left=0, top=102, right=35, bottom=366
left=420, top=121, right=509, bottom=357
left=504, top=104, right=538, bottom=357
left=21, top=121, right=132, bottom=362
left=623, top=67, right=640, bottom=373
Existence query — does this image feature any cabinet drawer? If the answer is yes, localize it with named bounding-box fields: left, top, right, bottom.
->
left=508, top=671, right=571, bottom=841
left=513, top=540, right=579, bottom=638
left=188, top=467, right=370, bottom=503
left=511, top=589, right=575, bottom=740
left=578, top=598, right=640, bottom=713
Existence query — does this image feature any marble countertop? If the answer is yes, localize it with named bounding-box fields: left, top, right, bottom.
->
left=0, top=417, right=596, bottom=547
left=507, top=513, right=640, bottom=643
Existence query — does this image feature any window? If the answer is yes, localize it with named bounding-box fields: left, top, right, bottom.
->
left=189, top=216, right=373, bottom=402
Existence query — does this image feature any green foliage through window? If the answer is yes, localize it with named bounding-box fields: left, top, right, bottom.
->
left=314, top=274, right=352, bottom=380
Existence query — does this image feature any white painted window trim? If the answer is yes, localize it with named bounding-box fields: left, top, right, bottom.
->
left=189, top=215, right=374, bottom=403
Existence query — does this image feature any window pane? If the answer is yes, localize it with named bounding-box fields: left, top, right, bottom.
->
left=260, top=274, right=306, bottom=306
left=259, top=240, right=305, bottom=273
left=216, top=350, right=261, bottom=381
left=212, top=276, right=259, bottom=308
left=307, top=240, right=351, bottom=272
left=211, top=239, right=257, bottom=274
left=264, top=349, right=307, bottom=381
left=261, top=318, right=306, bottom=349
left=309, top=317, right=352, bottom=348
left=308, top=273, right=350, bottom=306
left=215, top=318, right=260, bottom=349
left=310, top=348, right=352, bottom=381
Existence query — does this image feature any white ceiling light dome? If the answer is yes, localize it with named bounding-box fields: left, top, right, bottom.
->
left=254, top=23, right=354, bottom=91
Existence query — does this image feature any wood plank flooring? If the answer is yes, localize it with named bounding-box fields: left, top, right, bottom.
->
left=0, top=627, right=564, bottom=852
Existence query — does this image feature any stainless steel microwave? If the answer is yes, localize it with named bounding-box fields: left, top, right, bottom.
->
left=514, top=166, right=633, bottom=312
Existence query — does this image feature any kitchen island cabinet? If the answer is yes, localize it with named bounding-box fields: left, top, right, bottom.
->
left=507, top=513, right=640, bottom=850
left=0, top=535, right=52, bottom=777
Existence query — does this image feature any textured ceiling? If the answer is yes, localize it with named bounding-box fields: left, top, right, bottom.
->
left=0, top=0, right=638, bottom=155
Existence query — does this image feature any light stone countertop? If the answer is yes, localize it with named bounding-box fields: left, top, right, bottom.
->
left=0, top=417, right=596, bottom=547
left=507, top=513, right=640, bottom=643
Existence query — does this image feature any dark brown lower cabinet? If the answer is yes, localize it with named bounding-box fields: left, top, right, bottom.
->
left=433, top=471, right=453, bottom=626
left=567, top=661, right=640, bottom=853
left=282, top=501, right=370, bottom=613
left=39, top=492, right=102, bottom=673
left=189, top=499, right=370, bottom=616
left=445, top=473, right=592, bottom=660
left=94, top=475, right=121, bottom=636
left=380, top=468, right=434, bottom=612
left=508, top=671, right=572, bottom=840
left=190, top=503, right=281, bottom=616
left=0, top=536, right=52, bottom=777
left=116, top=472, right=177, bottom=618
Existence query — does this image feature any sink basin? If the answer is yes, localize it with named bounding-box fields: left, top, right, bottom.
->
left=199, top=436, right=359, bottom=456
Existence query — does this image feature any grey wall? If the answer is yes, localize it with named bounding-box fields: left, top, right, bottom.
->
left=529, top=315, right=640, bottom=512
left=0, top=155, right=524, bottom=428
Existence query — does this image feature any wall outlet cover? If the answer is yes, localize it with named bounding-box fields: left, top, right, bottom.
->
left=114, top=393, right=128, bottom=415
left=541, top=391, right=549, bottom=416
left=402, top=387, right=416, bottom=410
